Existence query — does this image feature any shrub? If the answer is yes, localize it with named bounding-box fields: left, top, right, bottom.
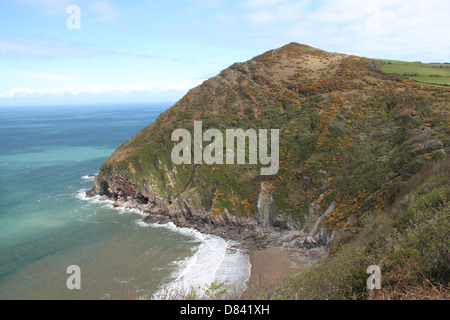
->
left=394, top=187, right=450, bottom=283
left=279, top=245, right=366, bottom=300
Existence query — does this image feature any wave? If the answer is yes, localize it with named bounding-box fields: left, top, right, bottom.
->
left=81, top=175, right=96, bottom=181
left=148, top=221, right=251, bottom=299
left=214, top=244, right=251, bottom=298
left=153, top=232, right=226, bottom=299
left=76, top=186, right=251, bottom=300
left=76, top=188, right=147, bottom=217
left=75, top=188, right=111, bottom=205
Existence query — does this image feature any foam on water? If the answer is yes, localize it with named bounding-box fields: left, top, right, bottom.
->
left=141, top=220, right=251, bottom=299
left=81, top=175, right=96, bottom=181
left=0, top=104, right=179, bottom=299
left=214, top=243, right=252, bottom=298
left=78, top=184, right=251, bottom=299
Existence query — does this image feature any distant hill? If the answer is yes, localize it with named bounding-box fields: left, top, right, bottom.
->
left=381, top=59, right=450, bottom=86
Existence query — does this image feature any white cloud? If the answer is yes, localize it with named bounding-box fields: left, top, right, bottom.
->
left=0, top=85, right=193, bottom=98
left=228, top=0, right=449, bottom=61
left=241, top=0, right=309, bottom=25
left=17, top=0, right=121, bottom=23
left=88, top=1, right=120, bottom=22
left=190, top=0, right=225, bottom=9
left=11, top=70, right=78, bottom=81
left=215, top=11, right=240, bottom=25
left=0, top=37, right=120, bottom=59
left=307, top=0, right=450, bottom=61
left=241, top=0, right=284, bottom=8
left=17, top=0, right=72, bottom=15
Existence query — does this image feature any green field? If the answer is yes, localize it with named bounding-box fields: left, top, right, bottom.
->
left=381, top=59, right=450, bottom=86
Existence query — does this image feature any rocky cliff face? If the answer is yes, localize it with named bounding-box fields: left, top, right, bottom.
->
left=87, top=42, right=449, bottom=252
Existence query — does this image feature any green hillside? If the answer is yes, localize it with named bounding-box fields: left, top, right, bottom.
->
left=381, top=59, right=450, bottom=86
left=88, top=43, right=450, bottom=299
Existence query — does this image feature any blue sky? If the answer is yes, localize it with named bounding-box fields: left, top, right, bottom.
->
left=0, top=0, right=449, bottom=107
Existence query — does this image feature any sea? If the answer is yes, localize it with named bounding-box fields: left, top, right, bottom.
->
left=0, top=103, right=251, bottom=300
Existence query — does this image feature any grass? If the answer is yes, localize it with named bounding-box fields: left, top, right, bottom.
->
left=381, top=59, right=450, bottom=86
left=272, top=156, right=450, bottom=300
left=112, top=158, right=449, bottom=301
left=115, top=281, right=241, bottom=300
left=96, top=44, right=449, bottom=300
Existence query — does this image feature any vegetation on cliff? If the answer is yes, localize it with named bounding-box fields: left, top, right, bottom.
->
left=90, top=42, right=449, bottom=299
left=267, top=157, right=449, bottom=299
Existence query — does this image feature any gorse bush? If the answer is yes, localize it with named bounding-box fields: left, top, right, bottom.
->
left=270, top=158, right=450, bottom=300
left=394, top=187, right=450, bottom=284
left=278, top=245, right=367, bottom=300
left=93, top=44, right=449, bottom=300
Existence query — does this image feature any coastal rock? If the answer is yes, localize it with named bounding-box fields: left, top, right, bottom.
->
left=85, top=189, right=97, bottom=198
left=84, top=42, right=448, bottom=271
left=279, top=230, right=304, bottom=243
left=314, top=227, right=328, bottom=247
left=144, top=215, right=170, bottom=225
left=303, top=236, right=318, bottom=249
left=256, top=182, right=275, bottom=226
left=113, top=200, right=126, bottom=207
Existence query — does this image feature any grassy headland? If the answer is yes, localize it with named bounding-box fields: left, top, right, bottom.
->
left=90, top=43, right=449, bottom=300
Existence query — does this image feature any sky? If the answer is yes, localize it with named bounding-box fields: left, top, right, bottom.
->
left=0, top=0, right=449, bottom=107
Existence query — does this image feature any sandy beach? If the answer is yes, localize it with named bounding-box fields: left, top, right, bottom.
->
left=241, top=247, right=302, bottom=299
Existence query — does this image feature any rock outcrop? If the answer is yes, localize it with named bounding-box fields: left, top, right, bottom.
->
left=87, top=42, right=449, bottom=257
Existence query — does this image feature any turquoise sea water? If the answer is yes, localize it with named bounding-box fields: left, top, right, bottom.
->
left=0, top=104, right=251, bottom=300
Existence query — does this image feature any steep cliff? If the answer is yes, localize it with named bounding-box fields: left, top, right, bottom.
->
left=88, top=42, right=449, bottom=251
